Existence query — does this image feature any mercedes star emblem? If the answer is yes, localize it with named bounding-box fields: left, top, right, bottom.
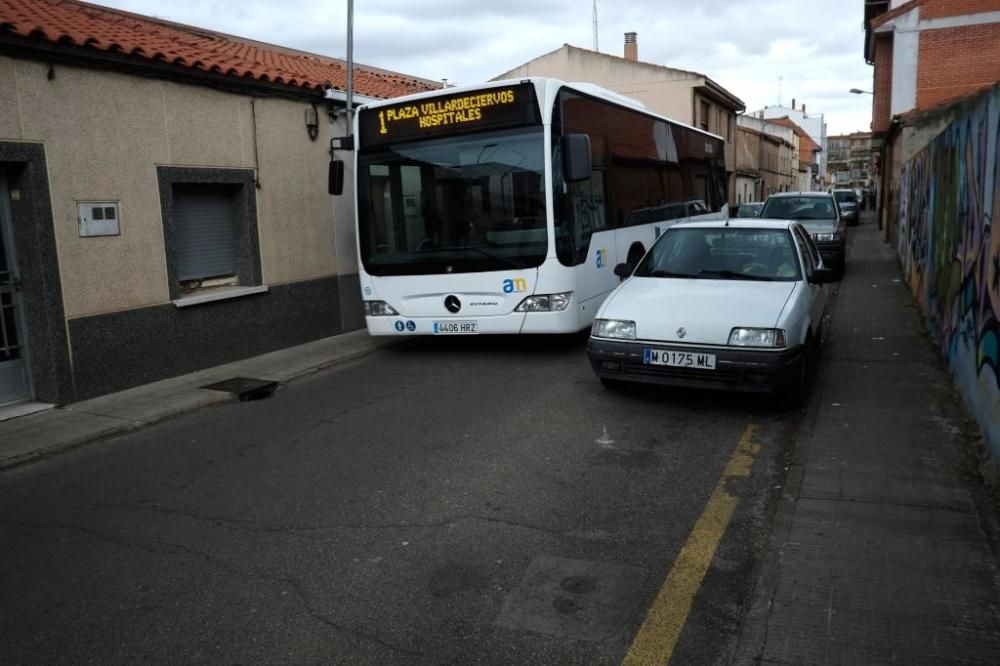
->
left=677, top=327, right=687, bottom=339
left=445, top=295, right=462, bottom=313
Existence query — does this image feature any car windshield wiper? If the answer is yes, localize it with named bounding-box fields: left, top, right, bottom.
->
left=423, top=245, right=525, bottom=269
left=698, top=269, right=775, bottom=282
left=644, top=269, right=699, bottom=278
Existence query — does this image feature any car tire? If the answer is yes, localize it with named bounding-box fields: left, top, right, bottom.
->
left=780, top=336, right=815, bottom=407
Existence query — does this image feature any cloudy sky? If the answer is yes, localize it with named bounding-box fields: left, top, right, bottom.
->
left=93, top=0, right=875, bottom=135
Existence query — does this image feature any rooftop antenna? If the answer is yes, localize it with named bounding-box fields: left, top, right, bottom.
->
left=778, top=76, right=783, bottom=107
left=593, top=0, right=599, bottom=51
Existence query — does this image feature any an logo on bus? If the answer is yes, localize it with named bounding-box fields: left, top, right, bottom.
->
left=595, top=249, right=608, bottom=269
left=502, top=278, right=527, bottom=294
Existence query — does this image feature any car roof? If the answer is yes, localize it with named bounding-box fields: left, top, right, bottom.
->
left=672, top=219, right=796, bottom=230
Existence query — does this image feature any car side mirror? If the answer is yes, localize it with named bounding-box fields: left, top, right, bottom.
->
left=613, top=263, right=632, bottom=279
left=561, top=133, right=592, bottom=183
left=328, top=159, right=345, bottom=195
left=810, top=267, right=836, bottom=284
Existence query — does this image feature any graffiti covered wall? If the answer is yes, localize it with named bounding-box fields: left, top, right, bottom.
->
left=897, top=84, right=1000, bottom=461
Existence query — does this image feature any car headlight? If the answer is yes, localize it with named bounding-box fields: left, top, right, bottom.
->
left=728, top=328, right=787, bottom=348
left=592, top=319, right=637, bottom=340
left=813, top=231, right=844, bottom=242
left=364, top=300, right=398, bottom=316
left=515, top=292, right=573, bottom=312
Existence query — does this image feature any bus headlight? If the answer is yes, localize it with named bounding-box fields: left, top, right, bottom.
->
left=592, top=319, right=636, bottom=340
left=364, top=300, right=398, bottom=316
left=515, top=292, right=573, bottom=312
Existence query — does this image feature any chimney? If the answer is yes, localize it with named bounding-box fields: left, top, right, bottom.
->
left=791, top=98, right=796, bottom=110
left=802, top=104, right=807, bottom=115
left=624, top=32, right=638, bottom=61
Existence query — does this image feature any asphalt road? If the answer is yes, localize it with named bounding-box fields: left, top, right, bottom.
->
left=0, top=333, right=807, bottom=664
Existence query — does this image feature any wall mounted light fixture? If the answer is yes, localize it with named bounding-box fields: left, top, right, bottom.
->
left=305, top=104, right=319, bottom=140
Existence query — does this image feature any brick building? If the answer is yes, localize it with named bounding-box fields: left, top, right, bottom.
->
left=865, top=0, right=1000, bottom=231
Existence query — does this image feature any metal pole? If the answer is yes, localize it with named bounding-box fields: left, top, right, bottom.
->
left=346, top=0, right=354, bottom=136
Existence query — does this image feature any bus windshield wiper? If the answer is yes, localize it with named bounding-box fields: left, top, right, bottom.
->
left=698, top=269, right=774, bottom=281
left=433, top=245, right=526, bottom=270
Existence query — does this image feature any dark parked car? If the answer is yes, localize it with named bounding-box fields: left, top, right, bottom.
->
left=733, top=201, right=764, bottom=218
left=759, top=191, right=846, bottom=277
left=832, top=188, right=860, bottom=226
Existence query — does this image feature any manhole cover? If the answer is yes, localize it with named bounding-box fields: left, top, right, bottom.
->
left=201, top=377, right=278, bottom=401
left=497, top=554, right=644, bottom=641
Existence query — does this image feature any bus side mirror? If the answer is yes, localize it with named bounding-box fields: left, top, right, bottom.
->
left=328, top=159, right=345, bottom=196
left=561, top=134, right=592, bottom=183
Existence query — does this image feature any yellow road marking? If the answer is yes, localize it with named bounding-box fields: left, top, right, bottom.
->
left=622, top=424, right=762, bottom=666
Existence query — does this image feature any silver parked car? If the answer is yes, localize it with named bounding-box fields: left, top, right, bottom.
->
left=758, top=192, right=846, bottom=277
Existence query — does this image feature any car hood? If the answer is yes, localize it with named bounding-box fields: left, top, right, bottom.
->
left=799, top=219, right=837, bottom=233
left=599, top=277, right=798, bottom=345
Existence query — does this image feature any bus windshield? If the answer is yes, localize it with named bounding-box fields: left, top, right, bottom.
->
left=357, top=127, right=547, bottom=276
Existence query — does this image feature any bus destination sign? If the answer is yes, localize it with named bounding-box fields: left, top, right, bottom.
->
left=360, top=83, right=539, bottom=147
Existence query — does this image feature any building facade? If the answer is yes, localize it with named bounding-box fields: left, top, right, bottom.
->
left=865, top=0, right=1000, bottom=232
left=753, top=101, right=829, bottom=182
left=492, top=35, right=746, bottom=204
left=735, top=116, right=797, bottom=202
left=769, top=117, right=823, bottom=191
left=0, top=0, right=437, bottom=407
left=827, top=132, right=873, bottom=191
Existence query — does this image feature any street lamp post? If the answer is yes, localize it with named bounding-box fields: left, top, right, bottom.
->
left=849, top=88, right=874, bottom=95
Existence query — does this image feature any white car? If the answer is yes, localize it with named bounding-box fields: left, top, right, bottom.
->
left=587, top=220, right=835, bottom=395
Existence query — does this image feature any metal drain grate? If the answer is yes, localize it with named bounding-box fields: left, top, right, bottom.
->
left=201, top=377, right=278, bottom=401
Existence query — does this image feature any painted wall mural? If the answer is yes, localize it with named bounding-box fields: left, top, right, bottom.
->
left=897, top=85, right=1000, bottom=458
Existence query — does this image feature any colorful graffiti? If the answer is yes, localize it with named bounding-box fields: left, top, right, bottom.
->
left=897, top=84, right=1000, bottom=455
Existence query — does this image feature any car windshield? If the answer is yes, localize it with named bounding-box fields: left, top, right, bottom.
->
left=833, top=190, right=856, bottom=203
left=634, top=227, right=802, bottom=282
left=760, top=196, right=835, bottom=220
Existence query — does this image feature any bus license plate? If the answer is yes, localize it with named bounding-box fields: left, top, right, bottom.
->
left=644, top=348, right=716, bottom=369
left=433, top=321, right=478, bottom=335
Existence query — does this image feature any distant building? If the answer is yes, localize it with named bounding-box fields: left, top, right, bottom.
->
left=768, top=117, right=824, bottom=192
left=864, top=0, right=1000, bottom=232
left=749, top=100, right=829, bottom=184
left=735, top=116, right=797, bottom=202
left=492, top=34, right=746, bottom=204
left=0, top=0, right=438, bottom=407
left=826, top=132, right=873, bottom=191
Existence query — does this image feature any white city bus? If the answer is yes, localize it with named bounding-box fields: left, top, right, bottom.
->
left=339, top=77, right=728, bottom=335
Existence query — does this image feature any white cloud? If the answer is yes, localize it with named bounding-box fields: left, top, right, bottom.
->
left=90, top=0, right=875, bottom=134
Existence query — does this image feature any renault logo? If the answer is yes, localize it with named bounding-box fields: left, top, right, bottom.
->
left=444, top=295, right=462, bottom=313
left=677, top=327, right=687, bottom=339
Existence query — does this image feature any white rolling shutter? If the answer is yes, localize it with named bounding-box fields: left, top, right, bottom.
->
left=173, top=186, right=238, bottom=281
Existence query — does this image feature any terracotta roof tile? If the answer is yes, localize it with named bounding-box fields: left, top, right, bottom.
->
left=0, top=0, right=439, bottom=99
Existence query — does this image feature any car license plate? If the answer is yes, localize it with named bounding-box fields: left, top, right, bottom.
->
left=433, top=321, right=478, bottom=335
left=644, top=348, right=716, bottom=369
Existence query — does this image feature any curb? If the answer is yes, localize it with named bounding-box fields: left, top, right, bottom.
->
left=0, top=335, right=401, bottom=472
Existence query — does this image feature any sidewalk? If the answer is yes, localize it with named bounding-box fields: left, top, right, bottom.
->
left=736, top=214, right=1000, bottom=663
left=0, top=329, right=397, bottom=470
